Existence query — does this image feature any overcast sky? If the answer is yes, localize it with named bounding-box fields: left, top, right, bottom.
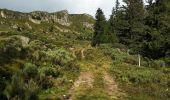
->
left=0, top=0, right=123, bottom=18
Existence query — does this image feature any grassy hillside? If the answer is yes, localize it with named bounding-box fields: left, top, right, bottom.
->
left=101, top=44, right=170, bottom=100
left=0, top=9, right=170, bottom=100
left=0, top=9, right=94, bottom=100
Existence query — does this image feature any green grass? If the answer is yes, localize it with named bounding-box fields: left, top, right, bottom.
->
left=72, top=72, right=109, bottom=100
left=38, top=68, right=80, bottom=99
left=1, top=9, right=170, bottom=100
left=109, top=61, right=170, bottom=100
left=99, top=44, right=170, bottom=100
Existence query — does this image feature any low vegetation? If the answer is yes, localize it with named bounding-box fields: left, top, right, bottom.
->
left=101, top=44, right=170, bottom=100
left=1, top=0, right=170, bottom=99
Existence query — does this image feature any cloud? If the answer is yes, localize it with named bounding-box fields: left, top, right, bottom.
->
left=0, top=0, right=116, bottom=18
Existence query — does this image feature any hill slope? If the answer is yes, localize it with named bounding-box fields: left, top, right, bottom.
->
left=0, top=9, right=94, bottom=40
left=0, top=9, right=170, bottom=100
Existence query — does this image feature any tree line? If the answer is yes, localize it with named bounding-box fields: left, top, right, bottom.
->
left=92, top=0, right=170, bottom=64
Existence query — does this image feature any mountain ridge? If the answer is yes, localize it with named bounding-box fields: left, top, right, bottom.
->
left=0, top=8, right=95, bottom=40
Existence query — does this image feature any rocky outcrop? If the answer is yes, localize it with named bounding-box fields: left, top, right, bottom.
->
left=83, top=22, right=94, bottom=30
left=29, top=11, right=49, bottom=22
left=0, top=9, right=28, bottom=19
left=51, top=10, right=71, bottom=26
left=0, top=9, right=94, bottom=38
left=28, top=10, right=71, bottom=26
left=0, top=9, right=71, bottom=26
left=18, top=36, right=30, bottom=47
left=29, top=17, right=41, bottom=24
left=55, top=26, right=70, bottom=33
left=1, top=11, right=6, bottom=18
left=25, top=22, right=32, bottom=29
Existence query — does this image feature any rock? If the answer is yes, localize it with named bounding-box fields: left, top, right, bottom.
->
left=29, top=17, right=41, bottom=24
left=55, top=26, right=70, bottom=33
left=54, top=15, right=71, bottom=26
left=12, top=24, right=18, bottom=29
left=11, top=24, right=22, bottom=31
left=52, top=10, right=71, bottom=26
left=83, top=22, right=94, bottom=30
left=1, top=11, right=6, bottom=18
left=28, top=10, right=71, bottom=26
left=30, top=11, right=49, bottom=22
left=25, top=22, right=32, bottom=29
left=69, top=80, right=73, bottom=83
left=63, top=94, right=69, bottom=100
left=11, top=24, right=23, bottom=32
left=18, top=36, right=30, bottom=47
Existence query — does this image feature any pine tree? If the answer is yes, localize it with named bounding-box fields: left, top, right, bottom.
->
left=121, top=0, right=146, bottom=53
left=109, top=0, right=120, bottom=33
left=107, top=8, right=119, bottom=44
left=108, top=0, right=129, bottom=44
left=115, top=0, right=120, bottom=13
left=142, top=0, right=170, bottom=60
left=92, top=8, right=106, bottom=47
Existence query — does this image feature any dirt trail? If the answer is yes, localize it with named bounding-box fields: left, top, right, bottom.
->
left=67, top=47, right=126, bottom=100
left=103, top=73, right=126, bottom=99
left=70, top=72, right=94, bottom=91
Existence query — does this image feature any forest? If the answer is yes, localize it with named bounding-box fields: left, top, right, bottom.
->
left=93, top=0, right=170, bottom=64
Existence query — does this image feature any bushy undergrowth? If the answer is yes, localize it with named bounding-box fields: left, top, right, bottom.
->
left=4, top=72, right=39, bottom=100
left=110, top=64, right=170, bottom=100
left=103, top=45, right=139, bottom=65
left=99, top=44, right=170, bottom=99
left=43, top=48, right=76, bottom=66
left=0, top=38, right=79, bottom=99
left=102, top=44, right=168, bottom=68
left=0, top=36, right=24, bottom=64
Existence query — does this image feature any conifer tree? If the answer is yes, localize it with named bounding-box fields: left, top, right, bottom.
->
left=92, top=8, right=106, bottom=46
left=122, top=0, right=146, bottom=52
left=115, top=0, right=120, bottom=13
left=112, top=0, right=130, bottom=45
left=142, top=0, right=170, bottom=59
left=107, top=8, right=119, bottom=44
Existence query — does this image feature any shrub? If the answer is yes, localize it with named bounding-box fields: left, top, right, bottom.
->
left=39, top=76, right=53, bottom=89
left=24, top=79, right=39, bottom=100
left=148, top=60, right=166, bottom=69
left=39, top=65, right=60, bottom=77
left=27, top=40, right=43, bottom=51
left=109, top=63, right=170, bottom=99
left=0, top=36, right=23, bottom=64
left=104, top=48, right=138, bottom=65
left=112, top=43, right=127, bottom=49
left=4, top=73, right=40, bottom=100
left=26, top=40, right=45, bottom=62
left=44, top=48, right=76, bottom=66
left=4, top=73, right=25, bottom=100
left=23, top=63, right=38, bottom=79
left=164, top=57, right=170, bottom=65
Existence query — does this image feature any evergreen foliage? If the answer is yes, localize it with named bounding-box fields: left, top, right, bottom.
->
left=92, top=8, right=107, bottom=46
left=93, top=0, right=170, bottom=64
